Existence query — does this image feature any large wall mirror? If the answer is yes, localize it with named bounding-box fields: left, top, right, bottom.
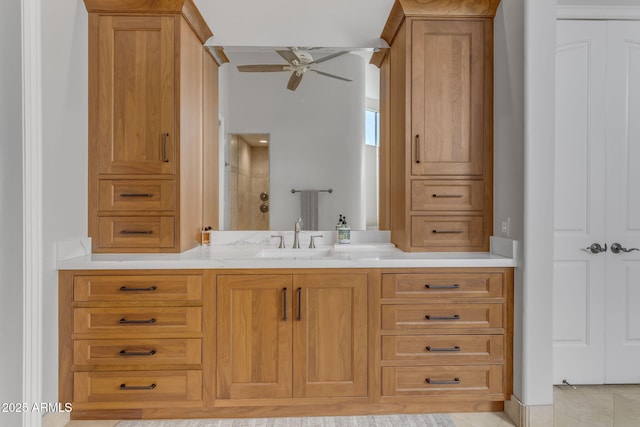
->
left=218, top=46, right=381, bottom=231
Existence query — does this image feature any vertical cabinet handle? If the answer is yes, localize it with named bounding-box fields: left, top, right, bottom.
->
left=162, top=132, right=170, bottom=162
left=282, top=287, right=287, bottom=321
left=415, top=134, right=421, bottom=164
left=297, top=287, right=302, bottom=321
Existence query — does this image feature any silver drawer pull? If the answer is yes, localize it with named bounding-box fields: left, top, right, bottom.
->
left=431, top=194, right=463, bottom=198
left=119, top=318, right=157, bottom=325
left=425, top=284, right=460, bottom=289
left=119, top=383, right=156, bottom=391
left=426, top=377, right=460, bottom=385
left=119, top=193, right=153, bottom=198
left=119, top=349, right=157, bottom=357
left=425, top=314, right=460, bottom=321
left=119, top=285, right=157, bottom=292
left=425, top=345, right=461, bottom=352
left=432, top=229, right=464, bottom=234
left=120, top=230, right=153, bottom=235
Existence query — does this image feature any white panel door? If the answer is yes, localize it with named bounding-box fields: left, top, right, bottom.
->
left=553, top=20, right=607, bottom=384
left=604, top=22, right=640, bottom=383
left=555, top=20, right=640, bottom=384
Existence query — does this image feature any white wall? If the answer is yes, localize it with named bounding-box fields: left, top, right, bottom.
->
left=558, top=0, right=640, bottom=4
left=493, top=0, right=526, bottom=402
left=0, top=0, right=24, bottom=425
left=40, top=0, right=88, bottom=405
left=222, top=52, right=366, bottom=230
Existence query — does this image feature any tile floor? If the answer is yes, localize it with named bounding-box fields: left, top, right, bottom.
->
left=63, top=385, right=640, bottom=427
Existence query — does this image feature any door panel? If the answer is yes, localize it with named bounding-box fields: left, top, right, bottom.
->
left=292, top=274, right=367, bottom=398
left=553, top=20, right=607, bottom=384
left=605, top=22, right=640, bottom=383
left=217, top=275, right=293, bottom=399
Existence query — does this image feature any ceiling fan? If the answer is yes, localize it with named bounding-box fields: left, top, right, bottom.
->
left=236, top=48, right=353, bottom=91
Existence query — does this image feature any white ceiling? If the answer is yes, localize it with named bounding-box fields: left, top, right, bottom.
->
left=194, top=0, right=395, bottom=48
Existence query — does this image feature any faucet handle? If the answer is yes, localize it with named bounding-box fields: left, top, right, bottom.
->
left=309, top=235, right=323, bottom=249
left=270, top=234, right=285, bottom=248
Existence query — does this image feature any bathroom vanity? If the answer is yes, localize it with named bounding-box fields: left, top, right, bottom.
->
left=58, top=240, right=514, bottom=420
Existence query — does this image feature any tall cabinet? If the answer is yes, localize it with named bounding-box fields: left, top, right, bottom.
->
left=85, top=0, right=226, bottom=253
left=374, top=0, right=500, bottom=252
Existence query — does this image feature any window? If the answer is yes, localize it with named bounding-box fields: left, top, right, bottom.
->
left=365, top=108, right=379, bottom=147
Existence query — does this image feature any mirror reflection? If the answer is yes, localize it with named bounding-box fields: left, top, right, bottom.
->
left=219, top=47, right=380, bottom=231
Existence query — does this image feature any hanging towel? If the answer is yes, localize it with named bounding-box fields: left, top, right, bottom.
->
left=300, top=190, right=319, bottom=231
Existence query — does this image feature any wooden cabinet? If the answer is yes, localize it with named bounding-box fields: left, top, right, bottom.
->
left=375, top=0, right=500, bottom=252
left=59, top=270, right=205, bottom=413
left=378, top=267, right=513, bottom=409
left=216, top=273, right=368, bottom=400
left=85, top=0, right=226, bottom=253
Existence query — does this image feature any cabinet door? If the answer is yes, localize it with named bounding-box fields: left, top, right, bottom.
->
left=411, top=20, right=486, bottom=176
left=95, top=16, right=176, bottom=175
left=217, top=275, right=293, bottom=399
left=292, top=273, right=367, bottom=398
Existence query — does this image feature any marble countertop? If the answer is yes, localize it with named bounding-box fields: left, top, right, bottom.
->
left=56, top=234, right=517, bottom=270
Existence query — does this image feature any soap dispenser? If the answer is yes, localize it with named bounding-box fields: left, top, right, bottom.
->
left=337, top=215, right=351, bottom=244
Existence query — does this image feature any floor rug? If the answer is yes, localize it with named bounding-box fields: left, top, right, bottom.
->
left=117, top=413, right=456, bottom=427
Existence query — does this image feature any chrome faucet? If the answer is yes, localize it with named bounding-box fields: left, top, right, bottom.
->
left=293, top=218, right=303, bottom=248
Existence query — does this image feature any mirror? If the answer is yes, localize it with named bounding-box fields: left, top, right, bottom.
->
left=218, top=47, right=380, bottom=231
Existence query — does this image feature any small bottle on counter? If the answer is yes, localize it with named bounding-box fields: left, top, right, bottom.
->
left=337, top=216, right=351, bottom=244
left=201, top=226, right=212, bottom=246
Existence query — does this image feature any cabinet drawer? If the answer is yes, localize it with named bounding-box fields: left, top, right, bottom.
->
left=74, top=339, right=201, bottom=367
left=74, top=307, right=201, bottom=334
left=382, top=365, right=503, bottom=397
left=382, top=335, right=504, bottom=364
left=74, top=370, right=202, bottom=403
left=97, top=216, right=175, bottom=248
left=74, top=274, right=202, bottom=302
left=411, top=216, right=484, bottom=249
left=382, top=272, right=503, bottom=299
left=381, top=304, right=503, bottom=330
left=98, top=180, right=176, bottom=212
left=411, top=180, right=484, bottom=211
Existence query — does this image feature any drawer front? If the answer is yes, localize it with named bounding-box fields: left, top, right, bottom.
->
left=74, top=339, right=202, bottom=366
left=74, top=307, right=202, bottom=334
left=97, top=216, right=175, bottom=248
left=382, top=272, right=503, bottom=299
left=98, top=179, right=176, bottom=212
left=411, top=180, right=484, bottom=211
left=411, top=216, right=484, bottom=249
left=382, top=365, right=503, bottom=396
left=382, top=335, right=504, bottom=364
left=74, top=275, right=202, bottom=302
left=74, top=370, right=202, bottom=403
left=381, top=304, right=503, bottom=330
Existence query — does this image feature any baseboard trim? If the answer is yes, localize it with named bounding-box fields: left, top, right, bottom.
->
left=504, top=395, right=554, bottom=427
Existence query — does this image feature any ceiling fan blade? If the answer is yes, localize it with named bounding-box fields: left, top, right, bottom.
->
left=287, top=72, right=303, bottom=91
left=309, top=51, right=350, bottom=65
left=237, top=64, right=288, bottom=72
left=310, top=69, right=352, bottom=82
left=276, top=50, right=299, bottom=65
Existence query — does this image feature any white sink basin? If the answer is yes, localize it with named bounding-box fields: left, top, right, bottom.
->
left=255, top=248, right=334, bottom=259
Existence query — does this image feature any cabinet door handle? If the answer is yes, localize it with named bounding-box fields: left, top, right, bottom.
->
left=162, top=132, right=170, bottom=162
left=432, top=194, right=463, bottom=198
left=432, top=229, right=464, bottom=234
left=425, top=284, right=460, bottom=289
left=425, top=345, right=461, bottom=352
left=297, top=287, right=302, bottom=321
left=119, top=349, right=157, bottom=357
left=119, top=285, right=157, bottom=292
left=282, top=287, right=287, bottom=321
left=119, top=383, right=156, bottom=391
left=425, top=314, right=460, bottom=321
left=426, top=377, right=460, bottom=385
left=415, top=134, right=421, bottom=164
left=119, top=193, right=153, bottom=198
left=120, top=230, right=153, bottom=235
left=119, top=317, right=157, bottom=324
